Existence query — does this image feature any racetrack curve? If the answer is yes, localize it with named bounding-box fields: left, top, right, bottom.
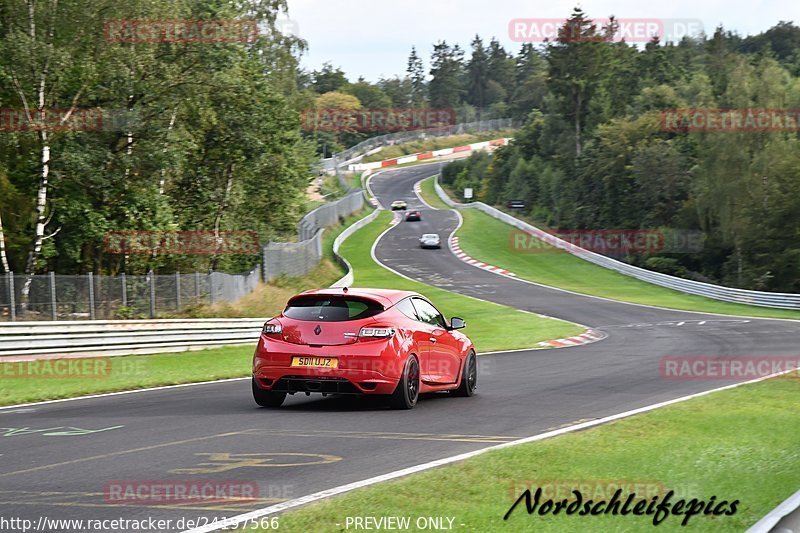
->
left=1, top=163, right=798, bottom=532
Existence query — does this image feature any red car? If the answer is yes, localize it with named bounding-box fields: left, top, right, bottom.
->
left=252, top=288, right=477, bottom=409
left=405, top=210, right=422, bottom=221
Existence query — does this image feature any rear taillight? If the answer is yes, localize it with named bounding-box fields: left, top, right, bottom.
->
left=359, top=327, right=395, bottom=338
left=262, top=322, right=282, bottom=335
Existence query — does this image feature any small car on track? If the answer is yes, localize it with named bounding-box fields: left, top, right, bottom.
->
left=391, top=200, right=407, bottom=210
left=252, top=288, right=477, bottom=409
left=405, top=210, right=422, bottom=221
left=419, top=233, right=441, bottom=249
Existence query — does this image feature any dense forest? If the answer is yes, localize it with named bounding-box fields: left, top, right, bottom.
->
left=436, top=10, right=800, bottom=293
left=0, top=0, right=313, bottom=281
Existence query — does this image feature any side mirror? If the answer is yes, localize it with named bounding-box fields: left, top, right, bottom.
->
left=449, top=317, right=466, bottom=330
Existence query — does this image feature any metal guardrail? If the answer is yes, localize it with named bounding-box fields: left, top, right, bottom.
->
left=0, top=318, right=265, bottom=359
left=298, top=190, right=364, bottom=241
left=325, top=119, right=516, bottom=190
left=433, top=177, right=800, bottom=310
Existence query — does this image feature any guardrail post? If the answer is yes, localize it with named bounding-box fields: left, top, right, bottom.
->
left=194, top=271, right=200, bottom=300
left=208, top=272, right=216, bottom=304
left=175, top=272, right=181, bottom=310
left=148, top=271, right=156, bottom=318
left=7, top=271, right=15, bottom=322
left=49, top=271, right=57, bottom=320
left=88, top=272, right=95, bottom=320
left=121, top=273, right=127, bottom=307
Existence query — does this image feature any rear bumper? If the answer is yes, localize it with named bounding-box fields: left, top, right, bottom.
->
left=253, top=336, right=404, bottom=395
left=253, top=373, right=398, bottom=395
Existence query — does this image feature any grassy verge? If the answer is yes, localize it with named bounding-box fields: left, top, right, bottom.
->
left=0, top=346, right=252, bottom=406
left=263, top=376, right=799, bottom=532
left=418, top=178, right=800, bottom=320
left=339, top=210, right=583, bottom=351
left=349, top=172, right=363, bottom=190
left=361, top=130, right=516, bottom=163
left=418, top=174, right=450, bottom=210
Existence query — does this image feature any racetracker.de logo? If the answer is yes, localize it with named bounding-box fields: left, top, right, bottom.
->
left=509, top=229, right=704, bottom=255
left=301, top=108, right=456, bottom=133
left=509, top=480, right=667, bottom=501
left=508, top=18, right=704, bottom=43
left=0, top=358, right=145, bottom=379
left=660, top=356, right=800, bottom=380
left=104, top=230, right=260, bottom=255
left=0, top=108, right=105, bottom=132
left=104, top=19, right=258, bottom=43
left=103, top=480, right=260, bottom=505
left=661, top=108, right=800, bottom=133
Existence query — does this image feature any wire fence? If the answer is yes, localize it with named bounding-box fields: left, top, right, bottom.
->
left=263, top=189, right=365, bottom=281
left=297, top=190, right=364, bottom=241
left=0, top=268, right=261, bottom=321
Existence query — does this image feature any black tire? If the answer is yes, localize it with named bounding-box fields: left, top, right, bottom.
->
left=252, top=378, right=286, bottom=407
left=452, top=351, right=477, bottom=397
left=389, top=355, right=420, bottom=409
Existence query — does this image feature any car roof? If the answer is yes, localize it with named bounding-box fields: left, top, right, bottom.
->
left=295, top=287, right=422, bottom=306
left=421, top=233, right=439, bottom=238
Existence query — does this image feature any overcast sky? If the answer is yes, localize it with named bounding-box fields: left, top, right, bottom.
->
left=284, top=0, right=797, bottom=81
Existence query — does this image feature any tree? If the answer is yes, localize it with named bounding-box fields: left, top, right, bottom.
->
left=378, top=76, right=413, bottom=107
left=0, top=0, right=118, bottom=307
left=429, top=41, right=465, bottom=109
left=486, top=38, right=515, bottom=102
left=312, top=62, right=348, bottom=94
left=466, top=35, right=489, bottom=113
left=510, top=44, right=548, bottom=119
left=343, top=82, right=392, bottom=108
left=407, top=46, right=427, bottom=106
left=546, top=8, right=614, bottom=157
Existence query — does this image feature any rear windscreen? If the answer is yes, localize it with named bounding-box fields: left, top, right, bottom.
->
left=283, top=296, right=384, bottom=322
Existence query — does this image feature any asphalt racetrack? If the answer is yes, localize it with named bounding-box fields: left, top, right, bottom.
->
left=1, top=162, right=798, bottom=531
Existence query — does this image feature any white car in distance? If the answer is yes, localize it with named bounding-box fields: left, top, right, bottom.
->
left=419, top=234, right=441, bottom=249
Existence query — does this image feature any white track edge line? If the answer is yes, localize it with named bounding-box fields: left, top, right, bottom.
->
left=0, top=377, right=250, bottom=411
left=183, top=368, right=794, bottom=533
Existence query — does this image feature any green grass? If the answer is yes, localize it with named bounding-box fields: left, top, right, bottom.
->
left=255, top=376, right=800, bottom=532
left=418, top=174, right=450, bottom=210
left=0, top=346, right=252, bottom=406
left=418, top=178, right=800, bottom=320
left=303, top=199, right=324, bottom=212
left=339, top=210, right=583, bottom=351
left=348, top=172, right=363, bottom=190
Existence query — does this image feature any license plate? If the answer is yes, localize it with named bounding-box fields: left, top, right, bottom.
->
left=291, top=356, right=338, bottom=369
